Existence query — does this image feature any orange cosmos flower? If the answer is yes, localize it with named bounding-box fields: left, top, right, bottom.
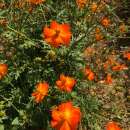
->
left=95, top=33, right=103, bottom=41
left=76, top=0, right=88, bottom=9
left=0, top=18, right=8, bottom=27
left=32, top=82, right=49, bottom=103
left=123, top=52, right=130, bottom=60
left=112, top=64, right=128, bottom=71
left=43, top=21, right=72, bottom=47
left=84, top=67, right=95, bottom=81
left=91, top=2, right=98, bottom=12
left=27, top=0, right=45, bottom=5
left=0, top=64, right=8, bottom=80
left=106, top=121, right=122, bottom=130
left=119, top=23, right=126, bottom=33
left=56, top=74, right=76, bottom=92
left=101, top=17, right=110, bottom=27
left=94, top=28, right=103, bottom=41
left=51, top=102, right=81, bottom=130
left=91, top=2, right=105, bottom=13
left=105, top=74, right=112, bottom=84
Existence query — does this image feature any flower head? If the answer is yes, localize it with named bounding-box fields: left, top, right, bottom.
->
left=106, top=121, right=122, bottom=130
left=91, top=2, right=98, bottom=12
left=91, top=2, right=105, bottom=12
left=43, top=21, right=72, bottom=47
left=112, top=64, right=128, bottom=71
left=119, top=23, right=126, bottom=33
left=56, top=74, right=76, bottom=92
left=76, top=0, right=88, bottom=9
left=0, top=64, right=8, bottom=80
left=84, top=67, right=95, bottom=81
left=27, top=0, right=45, bottom=5
left=94, top=28, right=103, bottom=41
left=101, top=17, right=110, bottom=27
left=32, top=82, right=49, bottom=103
left=95, top=33, right=103, bottom=41
left=51, top=102, right=81, bottom=130
left=105, top=74, right=112, bottom=84
left=123, top=52, right=130, bottom=60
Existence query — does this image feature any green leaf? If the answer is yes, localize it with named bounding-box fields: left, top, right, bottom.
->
left=12, top=117, right=19, bottom=125
left=0, top=125, right=4, bottom=130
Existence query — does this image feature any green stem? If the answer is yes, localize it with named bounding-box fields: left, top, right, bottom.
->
left=0, top=95, right=20, bottom=113
left=7, top=26, right=32, bottom=41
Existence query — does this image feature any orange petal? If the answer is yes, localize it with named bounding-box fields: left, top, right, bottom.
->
left=51, top=120, right=59, bottom=128
left=51, top=21, right=60, bottom=30
left=60, top=33, right=71, bottom=44
left=35, top=94, right=43, bottom=103
left=60, top=121, right=71, bottom=130
left=56, top=80, right=63, bottom=87
left=61, top=24, right=71, bottom=32
left=51, top=110, right=61, bottom=121
left=60, top=74, right=66, bottom=81
left=44, top=27, right=56, bottom=37
left=106, top=121, right=122, bottom=130
left=54, top=36, right=64, bottom=44
left=88, top=72, right=94, bottom=80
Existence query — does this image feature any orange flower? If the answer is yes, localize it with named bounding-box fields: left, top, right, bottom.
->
left=112, top=64, right=128, bottom=71
left=32, top=82, right=49, bottom=103
left=14, top=0, right=26, bottom=8
left=101, top=17, right=110, bottom=27
left=95, top=27, right=101, bottom=33
left=91, top=2, right=98, bottom=12
left=94, top=28, right=103, bottom=41
left=91, top=2, right=105, bottom=12
left=103, top=55, right=117, bottom=70
left=56, top=74, right=76, bottom=92
left=95, top=33, right=103, bottom=41
left=119, top=23, right=126, bottom=33
left=51, top=102, right=81, bottom=130
left=123, top=52, right=130, bottom=60
left=106, top=121, right=122, bottom=130
left=76, top=0, right=88, bottom=9
left=105, top=74, right=112, bottom=84
left=27, top=0, right=45, bottom=5
left=0, top=19, right=8, bottom=27
left=84, top=67, right=95, bottom=81
left=0, top=64, right=8, bottom=79
left=43, top=21, right=72, bottom=47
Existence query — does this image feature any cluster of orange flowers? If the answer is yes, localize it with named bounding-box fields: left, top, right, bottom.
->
left=31, top=81, right=122, bottom=130
left=1, top=0, right=127, bottom=129
left=31, top=74, right=79, bottom=129
left=32, top=74, right=76, bottom=103
left=83, top=47, right=130, bottom=84
left=31, top=79, right=79, bottom=130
